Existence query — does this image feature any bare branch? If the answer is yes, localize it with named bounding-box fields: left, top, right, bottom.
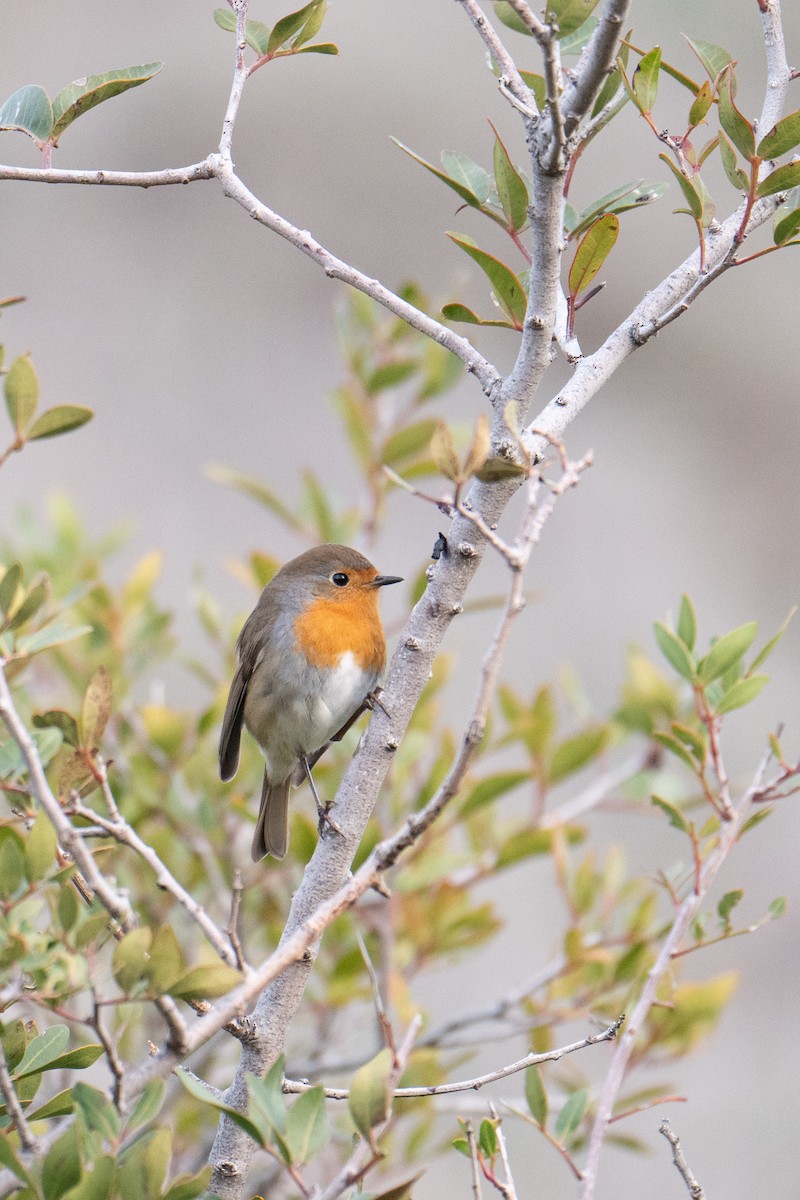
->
left=561, top=0, right=632, bottom=130
left=758, top=0, right=792, bottom=134
left=489, top=1103, right=519, bottom=1200
left=578, top=748, right=773, bottom=1199
left=455, top=0, right=538, bottom=114
left=67, top=793, right=242, bottom=970
left=466, top=1120, right=484, bottom=1200
left=0, top=1041, right=36, bottom=1154
left=207, top=156, right=499, bottom=396
left=219, top=0, right=250, bottom=158
left=281, top=1019, right=622, bottom=1100
left=659, top=1118, right=706, bottom=1200
left=0, top=162, right=213, bottom=187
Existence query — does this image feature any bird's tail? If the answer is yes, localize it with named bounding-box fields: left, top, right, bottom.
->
left=251, top=770, right=291, bottom=861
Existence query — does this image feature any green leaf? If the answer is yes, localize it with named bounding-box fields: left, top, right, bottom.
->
left=659, top=154, right=703, bottom=221
left=757, top=109, right=800, bottom=160
left=0, top=564, right=22, bottom=618
left=774, top=203, right=800, bottom=246
left=570, top=180, right=667, bottom=239
left=715, top=673, right=768, bottom=714
left=478, top=1118, right=498, bottom=1158
left=15, top=621, right=93, bottom=657
left=41, top=1125, right=80, bottom=1200
left=446, top=233, right=527, bottom=326
left=8, top=579, right=48, bottom=629
left=268, top=1, right=326, bottom=56
left=382, top=419, right=438, bottom=468
left=653, top=621, right=696, bottom=680
left=652, top=732, right=697, bottom=773
left=213, top=10, right=272, bottom=56
left=25, top=809, right=57, bottom=881
left=461, top=770, right=529, bottom=817
left=126, top=1080, right=166, bottom=1135
left=718, top=132, right=749, bottom=191
left=0, top=1131, right=32, bottom=1185
left=689, top=80, right=713, bottom=128
left=549, top=727, right=607, bottom=783
left=72, top=1082, right=120, bottom=1140
left=525, top=1065, right=548, bottom=1126
left=697, top=622, right=758, bottom=683
left=749, top=606, right=796, bottom=671
left=32, top=709, right=81, bottom=748
left=206, top=465, right=306, bottom=534
left=26, top=1088, right=74, bottom=1121
left=545, top=0, right=601, bottom=39
left=717, top=889, right=743, bottom=927
left=756, top=160, right=800, bottom=199
left=371, top=1174, right=424, bottom=1200
left=26, top=405, right=93, bottom=440
left=0, top=836, right=24, bottom=897
left=146, top=925, right=185, bottom=993
left=248, top=1060, right=288, bottom=1137
left=491, top=123, right=529, bottom=231
left=287, top=1087, right=328, bottom=1163
left=291, top=0, right=326, bottom=47
left=296, top=42, right=338, bottom=55
left=168, top=962, right=243, bottom=1001
left=349, top=1047, right=393, bottom=1139
left=554, top=1088, right=587, bottom=1138
left=12, top=1025, right=69, bottom=1080
left=651, top=794, right=689, bottom=833
left=441, top=302, right=516, bottom=329
left=440, top=151, right=493, bottom=204
left=51, top=64, right=163, bottom=142
left=684, top=37, right=733, bottom=83
left=474, top=456, right=528, bottom=481
left=175, top=1067, right=265, bottom=1144
left=366, top=360, right=418, bottom=393
left=632, top=46, right=661, bottom=114
left=113, top=927, right=152, bottom=992
left=519, top=71, right=547, bottom=109
left=0, top=85, right=54, bottom=143
left=5, top=354, right=39, bottom=435
left=717, top=65, right=755, bottom=161
left=677, top=595, right=697, bottom=651
left=390, top=139, right=487, bottom=209
left=768, top=896, right=787, bottom=919
left=568, top=214, right=619, bottom=298
left=493, top=3, right=533, bottom=36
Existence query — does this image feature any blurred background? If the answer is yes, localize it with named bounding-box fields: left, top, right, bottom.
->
left=0, top=2, right=798, bottom=1197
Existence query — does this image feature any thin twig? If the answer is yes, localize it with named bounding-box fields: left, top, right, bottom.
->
left=0, top=1041, right=36, bottom=1153
left=67, top=795, right=242, bottom=970
left=281, top=1019, right=622, bottom=1099
left=207, top=155, right=499, bottom=396
left=455, top=0, right=537, bottom=114
left=578, top=748, right=773, bottom=1199
left=90, top=990, right=126, bottom=1110
left=489, top=1103, right=519, bottom=1200
left=465, top=1120, right=484, bottom=1200
left=659, top=1118, right=706, bottom=1200
left=226, top=870, right=246, bottom=971
left=0, top=162, right=213, bottom=187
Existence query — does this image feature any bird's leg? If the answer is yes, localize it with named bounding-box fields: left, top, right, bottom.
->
left=302, top=755, right=343, bottom=838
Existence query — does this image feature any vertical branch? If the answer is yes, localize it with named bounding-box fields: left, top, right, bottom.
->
left=578, top=752, right=772, bottom=1200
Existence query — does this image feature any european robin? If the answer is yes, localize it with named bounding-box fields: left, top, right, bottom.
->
left=219, top=544, right=402, bottom=861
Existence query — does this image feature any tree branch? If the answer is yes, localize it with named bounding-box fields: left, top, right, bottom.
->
left=578, top=748, right=773, bottom=1199
left=281, top=1019, right=621, bottom=1099
left=561, top=0, right=632, bottom=130
left=0, top=162, right=213, bottom=187
left=659, top=1118, right=706, bottom=1200
left=455, top=0, right=537, bottom=114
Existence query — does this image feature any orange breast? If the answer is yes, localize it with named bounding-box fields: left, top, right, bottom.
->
left=293, top=591, right=386, bottom=673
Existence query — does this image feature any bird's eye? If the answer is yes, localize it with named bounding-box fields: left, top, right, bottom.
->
left=331, top=572, right=349, bottom=587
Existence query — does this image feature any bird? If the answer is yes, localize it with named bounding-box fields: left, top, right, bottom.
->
left=219, top=544, right=403, bottom=861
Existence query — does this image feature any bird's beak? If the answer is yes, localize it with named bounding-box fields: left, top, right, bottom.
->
left=371, top=574, right=403, bottom=587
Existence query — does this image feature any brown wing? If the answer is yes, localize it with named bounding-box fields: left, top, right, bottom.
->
left=219, top=662, right=248, bottom=781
